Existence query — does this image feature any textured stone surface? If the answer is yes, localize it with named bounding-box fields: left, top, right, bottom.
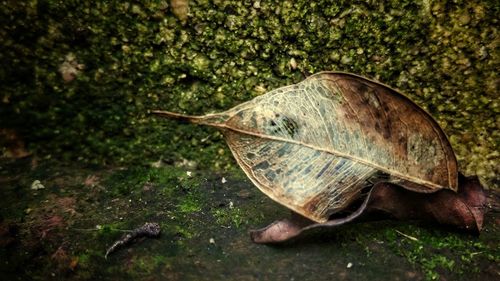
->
left=1, top=0, right=497, bottom=187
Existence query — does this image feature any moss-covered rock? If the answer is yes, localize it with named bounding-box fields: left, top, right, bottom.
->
left=1, top=0, right=498, bottom=187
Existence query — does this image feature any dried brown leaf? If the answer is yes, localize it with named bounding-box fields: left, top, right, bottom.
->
left=250, top=174, right=486, bottom=244
left=153, top=72, right=458, bottom=223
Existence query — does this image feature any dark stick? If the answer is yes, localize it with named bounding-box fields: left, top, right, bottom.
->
left=105, top=222, right=161, bottom=259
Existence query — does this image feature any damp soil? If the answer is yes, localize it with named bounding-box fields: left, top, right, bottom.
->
left=0, top=157, right=498, bottom=281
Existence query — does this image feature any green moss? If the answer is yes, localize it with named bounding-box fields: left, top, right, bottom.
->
left=381, top=225, right=499, bottom=280
left=178, top=193, right=202, bottom=213
left=0, top=0, right=498, bottom=188
left=213, top=206, right=245, bottom=228
left=300, top=221, right=499, bottom=281
left=103, top=165, right=202, bottom=196
left=77, top=253, right=91, bottom=267
left=126, top=254, right=169, bottom=276
left=173, top=224, right=196, bottom=239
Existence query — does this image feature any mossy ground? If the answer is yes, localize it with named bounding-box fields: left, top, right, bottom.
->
left=0, top=158, right=498, bottom=280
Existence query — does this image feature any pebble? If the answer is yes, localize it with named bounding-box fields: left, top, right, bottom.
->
left=31, top=180, right=45, bottom=190
left=289, top=58, right=298, bottom=70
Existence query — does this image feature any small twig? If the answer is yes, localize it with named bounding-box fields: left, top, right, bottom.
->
left=470, top=251, right=484, bottom=257
left=395, top=230, right=419, bottom=242
left=105, top=222, right=161, bottom=259
left=72, top=228, right=132, bottom=233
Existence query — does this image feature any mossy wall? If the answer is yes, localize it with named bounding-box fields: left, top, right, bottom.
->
left=1, top=0, right=498, bottom=186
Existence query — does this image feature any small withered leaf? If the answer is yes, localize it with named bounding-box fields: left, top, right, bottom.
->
left=249, top=174, right=486, bottom=244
